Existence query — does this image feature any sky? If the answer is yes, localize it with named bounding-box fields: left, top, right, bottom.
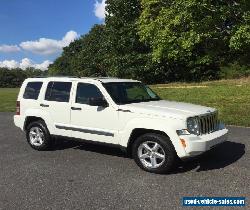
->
left=0, top=0, right=106, bottom=70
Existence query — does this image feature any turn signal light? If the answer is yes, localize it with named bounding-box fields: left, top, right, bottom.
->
left=180, top=139, right=186, bottom=148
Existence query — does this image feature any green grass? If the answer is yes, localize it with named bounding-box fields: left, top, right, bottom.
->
left=0, top=88, right=19, bottom=112
left=151, top=77, right=250, bottom=127
left=0, top=77, right=250, bottom=126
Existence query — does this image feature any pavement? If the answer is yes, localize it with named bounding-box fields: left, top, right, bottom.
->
left=0, top=113, right=249, bottom=210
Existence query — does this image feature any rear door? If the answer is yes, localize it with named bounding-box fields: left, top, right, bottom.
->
left=40, top=81, right=73, bottom=137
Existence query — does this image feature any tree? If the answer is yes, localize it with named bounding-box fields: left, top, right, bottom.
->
left=0, top=67, right=47, bottom=88
left=138, top=0, right=250, bottom=80
left=48, top=38, right=84, bottom=76
left=105, top=0, right=161, bottom=83
left=49, top=25, right=108, bottom=77
left=47, top=0, right=250, bottom=83
left=48, top=56, right=73, bottom=76
left=74, top=25, right=109, bottom=77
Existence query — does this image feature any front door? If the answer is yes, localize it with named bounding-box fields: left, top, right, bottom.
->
left=70, top=82, right=119, bottom=144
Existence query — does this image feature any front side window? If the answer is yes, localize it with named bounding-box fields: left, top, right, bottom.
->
left=45, top=82, right=72, bottom=102
left=103, top=82, right=160, bottom=105
left=76, top=83, right=104, bottom=105
left=23, top=82, right=43, bottom=100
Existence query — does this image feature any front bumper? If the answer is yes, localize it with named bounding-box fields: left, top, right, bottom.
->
left=179, top=128, right=228, bottom=159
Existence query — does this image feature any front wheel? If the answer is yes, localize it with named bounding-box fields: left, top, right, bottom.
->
left=26, top=120, right=53, bottom=151
left=132, top=133, right=177, bottom=174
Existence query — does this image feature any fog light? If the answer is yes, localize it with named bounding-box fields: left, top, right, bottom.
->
left=180, top=139, right=186, bottom=148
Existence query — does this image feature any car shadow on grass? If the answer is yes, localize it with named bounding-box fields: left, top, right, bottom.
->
left=172, top=141, right=245, bottom=174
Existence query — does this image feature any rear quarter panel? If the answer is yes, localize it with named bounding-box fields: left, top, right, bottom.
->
left=16, top=79, right=55, bottom=134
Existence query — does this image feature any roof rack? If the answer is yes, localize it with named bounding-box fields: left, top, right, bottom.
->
left=31, top=76, right=79, bottom=78
left=80, top=77, right=119, bottom=79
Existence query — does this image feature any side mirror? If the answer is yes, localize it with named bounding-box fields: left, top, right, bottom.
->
left=89, top=98, right=109, bottom=107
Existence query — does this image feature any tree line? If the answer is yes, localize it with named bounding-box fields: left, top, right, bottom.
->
left=48, top=0, right=250, bottom=83
left=0, top=68, right=47, bottom=88
left=1, top=0, right=250, bottom=87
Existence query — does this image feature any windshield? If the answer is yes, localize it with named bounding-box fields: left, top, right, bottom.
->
left=103, top=82, right=161, bottom=105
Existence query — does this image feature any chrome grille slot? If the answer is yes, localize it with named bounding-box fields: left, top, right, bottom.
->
left=198, top=112, right=218, bottom=135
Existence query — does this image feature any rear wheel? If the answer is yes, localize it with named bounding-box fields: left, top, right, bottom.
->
left=132, top=133, right=177, bottom=173
left=26, top=120, right=53, bottom=150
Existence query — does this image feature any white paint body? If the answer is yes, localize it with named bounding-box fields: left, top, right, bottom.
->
left=14, top=77, right=228, bottom=159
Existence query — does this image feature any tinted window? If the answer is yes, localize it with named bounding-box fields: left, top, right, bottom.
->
left=45, top=82, right=72, bottom=102
left=76, top=83, right=104, bottom=105
left=23, top=82, right=43, bottom=100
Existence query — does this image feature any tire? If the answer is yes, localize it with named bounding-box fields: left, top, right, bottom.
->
left=26, top=120, right=53, bottom=151
left=132, top=133, right=177, bottom=174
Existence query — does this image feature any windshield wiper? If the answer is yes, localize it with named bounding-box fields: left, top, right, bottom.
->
left=124, top=98, right=160, bottom=104
left=142, top=98, right=161, bottom=102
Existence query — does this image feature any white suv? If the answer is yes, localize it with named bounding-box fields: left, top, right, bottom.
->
left=14, top=77, right=228, bottom=173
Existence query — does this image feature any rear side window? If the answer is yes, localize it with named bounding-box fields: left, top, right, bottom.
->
left=23, top=82, right=43, bottom=100
left=45, top=82, right=72, bottom=102
left=76, top=83, right=104, bottom=105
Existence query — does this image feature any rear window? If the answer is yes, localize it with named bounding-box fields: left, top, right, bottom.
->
left=45, top=82, right=72, bottom=102
left=23, top=82, right=43, bottom=100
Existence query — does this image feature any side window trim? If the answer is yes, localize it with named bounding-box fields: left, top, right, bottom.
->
left=45, top=81, right=55, bottom=101
left=44, top=81, right=72, bottom=103
left=23, top=81, right=43, bottom=100
left=75, top=82, right=105, bottom=105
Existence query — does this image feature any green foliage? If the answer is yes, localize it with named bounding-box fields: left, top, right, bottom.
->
left=47, top=0, right=250, bottom=83
left=75, top=25, right=109, bottom=77
left=49, top=56, right=73, bottom=76
left=220, top=63, right=250, bottom=79
left=0, top=68, right=26, bottom=88
left=0, top=68, right=47, bottom=88
left=49, top=0, right=163, bottom=83
left=105, top=0, right=143, bottom=55
left=230, top=11, right=250, bottom=50
left=138, top=0, right=250, bottom=80
left=103, top=0, right=157, bottom=82
left=49, top=25, right=108, bottom=77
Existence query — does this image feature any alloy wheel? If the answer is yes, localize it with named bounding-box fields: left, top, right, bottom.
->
left=29, top=127, right=45, bottom=147
left=137, top=141, right=166, bottom=169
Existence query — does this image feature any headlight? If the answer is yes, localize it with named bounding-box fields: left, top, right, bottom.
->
left=187, top=117, right=200, bottom=135
left=176, top=129, right=190, bottom=135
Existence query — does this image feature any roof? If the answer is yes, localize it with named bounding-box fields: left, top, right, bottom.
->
left=27, top=76, right=139, bottom=83
left=90, top=77, right=139, bottom=83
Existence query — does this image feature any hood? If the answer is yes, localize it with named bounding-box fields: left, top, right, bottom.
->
left=119, top=100, right=216, bottom=120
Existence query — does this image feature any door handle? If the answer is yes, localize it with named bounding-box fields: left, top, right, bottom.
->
left=40, top=103, right=49, bottom=107
left=71, top=107, right=82, bottom=111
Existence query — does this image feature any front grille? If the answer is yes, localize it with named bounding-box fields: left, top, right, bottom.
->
left=198, top=112, right=219, bottom=135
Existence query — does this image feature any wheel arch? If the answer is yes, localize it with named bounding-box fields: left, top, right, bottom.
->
left=126, top=128, right=171, bottom=157
left=118, top=117, right=188, bottom=158
left=24, top=116, right=46, bottom=131
left=23, top=108, right=54, bottom=134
